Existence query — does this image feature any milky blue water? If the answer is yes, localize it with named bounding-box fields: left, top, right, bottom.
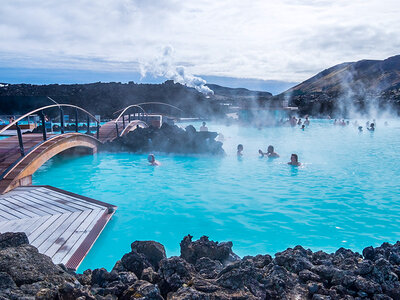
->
left=32, top=119, right=400, bottom=272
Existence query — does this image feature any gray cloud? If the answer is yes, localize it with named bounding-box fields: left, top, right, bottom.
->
left=0, top=0, right=399, bottom=82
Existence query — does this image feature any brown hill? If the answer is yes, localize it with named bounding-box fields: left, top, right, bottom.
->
left=277, top=55, right=400, bottom=116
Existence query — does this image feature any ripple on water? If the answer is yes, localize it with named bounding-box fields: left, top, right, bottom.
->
left=32, top=120, right=400, bottom=271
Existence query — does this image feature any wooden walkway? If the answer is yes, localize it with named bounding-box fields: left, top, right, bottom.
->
left=0, top=185, right=116, bottom=270
left=98, top=118, right=148, bottom=143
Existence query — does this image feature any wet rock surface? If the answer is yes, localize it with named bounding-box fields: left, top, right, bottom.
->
left=3, top=232, right=400, bottom=299
left=100, top=123, right=225, bottom=155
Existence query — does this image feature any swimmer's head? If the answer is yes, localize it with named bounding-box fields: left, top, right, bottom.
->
left=291, top=154, right=298, bottom=163
left=148, top=154, right=155, bottom=163
left=202, top=122, right=206, bottom=126
left=267, top=145, right=274, bottom=153
left=237, top=144, right=243, bottom=151
left=370, top=123, right=375, bottom=128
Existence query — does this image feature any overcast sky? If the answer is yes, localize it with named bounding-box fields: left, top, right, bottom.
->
left=1, top=0, right=399, bottom=83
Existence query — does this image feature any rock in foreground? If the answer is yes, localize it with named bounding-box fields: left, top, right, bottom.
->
left=2, top=232, right=400, bottom=299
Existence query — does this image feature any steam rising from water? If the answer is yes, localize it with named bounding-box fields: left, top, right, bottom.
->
left=334, top=68, right=397, bottom=120
left=140, top=46, right=214, bottom=95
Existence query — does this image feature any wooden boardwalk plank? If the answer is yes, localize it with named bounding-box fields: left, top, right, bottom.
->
left=1, top=197, right=41, bottom=218
left=0, top=186, right=116, bottom=270
left=0, top=199, right=33, bottom=219
left=45, top=209, right=96, bottom=258
left=13, top=192, right=70, bottom=214
left=7, top=195, right=50, bottom=217
left=52, top=208, right=104, bottom=262
left=28, top=189, right=81, bottom=212
left=38, top=210, right=83, bottom=254
left=61, top=209, right=106, bottom=266
left=29, top=213, right=64, bottom=244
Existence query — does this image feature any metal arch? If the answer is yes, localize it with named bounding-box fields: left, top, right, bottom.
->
left=135, top=102, right=184, bottom=113
left=119, top=120, right=148, bottom=136
left=114, top=104, right=148, bottom=124
left=0, top=104, right=100, bottom=135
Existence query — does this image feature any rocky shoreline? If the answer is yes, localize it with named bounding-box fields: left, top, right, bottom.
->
left=1, top=232, right=400, bottom=299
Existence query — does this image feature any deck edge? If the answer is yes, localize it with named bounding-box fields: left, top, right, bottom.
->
left=64, top=209, right=115, bottom=270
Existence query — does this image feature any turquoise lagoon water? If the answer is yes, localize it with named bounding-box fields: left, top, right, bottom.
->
left=32, top=120, right=400, bottom=272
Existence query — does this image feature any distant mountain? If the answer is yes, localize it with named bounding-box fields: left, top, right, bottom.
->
left=277, top=55, right=400, bottom=116
left=202, top=75, right=297, bottom=95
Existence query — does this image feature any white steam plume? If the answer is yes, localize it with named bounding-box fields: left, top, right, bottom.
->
left=140, top=46, right=214, bottom=95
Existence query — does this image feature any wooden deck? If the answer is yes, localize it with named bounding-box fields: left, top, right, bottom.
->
left=0, top=185, right=116, bottom=270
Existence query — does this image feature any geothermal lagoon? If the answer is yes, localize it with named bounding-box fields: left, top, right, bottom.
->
left=32, top=120, right=400, bottom=271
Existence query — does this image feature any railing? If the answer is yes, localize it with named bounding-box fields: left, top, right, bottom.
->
left=112, top=102, right=184, bottom=137
left=135, top=102, right=184, bottom=115
left=113, top=104, right=149, bottom=137
left=0, top=104, right=100, bottom=158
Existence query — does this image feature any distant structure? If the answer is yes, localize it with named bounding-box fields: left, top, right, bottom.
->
left=238, top=99, right=298, bottom=126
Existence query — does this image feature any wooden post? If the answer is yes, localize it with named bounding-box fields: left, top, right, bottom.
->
left=41, top=111, right=47, bottom=141
left=75, top=108, right=79, bottom=133
left=16, top=122, right=25, bottom=156
left=115, top=122, right=119, bottom=137
left=60, top=108, right=65, bottom=134
left=86, top=115, right=90, bottom=134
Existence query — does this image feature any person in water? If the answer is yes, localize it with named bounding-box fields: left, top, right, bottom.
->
left=148, top=154, right=161, bottom=166
left=259, top=145, right=279, bottom=158
left=367, top=123, right=375, bottom=131
left=358, top=126, right=363, bottom=132
left=304, top=117, right=310, bottom=126
left=200, top=122, right=208, bottom=132
left=301, top=125, right=305, bottom=130
left=288, top=154, right=301, bottom=166
left=290, top=116, right=297, bottom=127
left=237, top=144, right=243, bottom=156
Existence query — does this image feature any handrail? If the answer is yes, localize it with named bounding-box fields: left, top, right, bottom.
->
left=114, top=104, right=148, bottom=124
left=0, top=104, right=100, bottom=135
left=119, top=120, right=148, bottom=136
left=136, top=102, right=184, bottom=113
left=113, top=102, right=184, bottom=115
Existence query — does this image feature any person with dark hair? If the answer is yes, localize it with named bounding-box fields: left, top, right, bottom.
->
left=358, top=126, right=363, bottom=132
left=367, top=123, right=375, bottom=131
left=200, top=122, right=208, bottom=132
left=148, top=154, right=161, bottom=166
left=237, top=144, right=243, bottom=156
left=304, top=117, right=310, bottom=126
left=259, top=145, right=279, bottom=158
left=301, top=124, right=305, bottom=130
left=288, top=154, right=301, bottom=166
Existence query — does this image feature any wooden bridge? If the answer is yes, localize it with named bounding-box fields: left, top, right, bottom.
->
left=98, top=104, right=149, bottom=143
left=0, top=104, right=150, bottom=194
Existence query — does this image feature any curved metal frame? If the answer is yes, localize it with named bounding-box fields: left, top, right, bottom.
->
left=114, top=104, right=148, bottom=124
left=135, top=102, right=184, bottom=113
left=0, top=104, right=100, bottom=135
left=119, top=120, right=148, bottom=136
left=113, top=102, right=184, bottom=116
